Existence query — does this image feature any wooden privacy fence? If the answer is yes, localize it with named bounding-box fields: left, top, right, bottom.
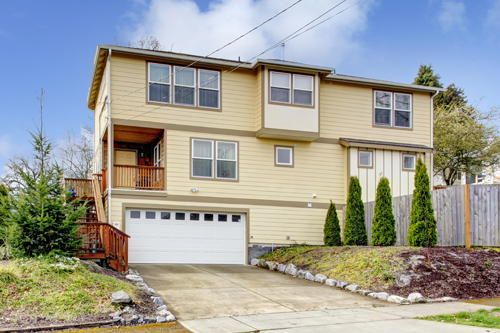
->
left=351, top=184, right=500, bottom=247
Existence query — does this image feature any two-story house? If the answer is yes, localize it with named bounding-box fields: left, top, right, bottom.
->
left=87, top=45, right=444, bottom=265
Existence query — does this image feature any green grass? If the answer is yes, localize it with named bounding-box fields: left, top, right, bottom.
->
left=0, top=256, right=137, bottom=321
left=260, top=245, right=415, bottom=290
left=420, top=308, right=500, bottom=329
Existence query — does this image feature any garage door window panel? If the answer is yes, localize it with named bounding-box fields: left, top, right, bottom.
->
left=204, top=213, right=214, bottom=221
left=218, top=214, right=228, bottom=222
left=190, top=213, right=200, bottom=221
left=161, top=212, right=171, bottom=220
left=146, top=211, right=156, bottom=219
left=130, top=211, right=140, bottom=219
left=175, top=212, right=186, bottom=220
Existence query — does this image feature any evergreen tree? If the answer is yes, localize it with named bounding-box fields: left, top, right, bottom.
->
left=371, top=177, right=397, bottom=246
left=8, top=89, right=87, bottom=257
left=344, top=177, right=368, bottom=246
left=413, top=64, right=443, bottom=88
left=323, top=201, right=341, bottom=246
left=0, top=185, right=11, bottom=245
left=408, top=158, right=437, bottom=247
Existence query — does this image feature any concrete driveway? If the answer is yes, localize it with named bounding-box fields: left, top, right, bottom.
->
left=131, top=264, right=390, bottom=321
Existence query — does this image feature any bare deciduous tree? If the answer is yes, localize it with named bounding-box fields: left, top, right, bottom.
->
left=58, top=125, right=94, bottom=179
left=110, top=35, right=163, bottom=51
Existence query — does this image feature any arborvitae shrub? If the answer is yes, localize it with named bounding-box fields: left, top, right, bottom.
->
left=407, top=157, right=437, bottom=247
left=324, top=201, right=342, bottom=246
left=371, top=177, right=397, bottom=246
left=344, top=176, right=368, bottom=246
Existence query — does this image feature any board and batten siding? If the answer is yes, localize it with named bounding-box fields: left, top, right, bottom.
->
left=109, top=54, right=257, bottom=132
left=348, top=147, right=423, bottom=202
left=320, top=81, right=432, bottom=147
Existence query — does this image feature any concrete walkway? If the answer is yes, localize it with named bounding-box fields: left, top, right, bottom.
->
left=180, top=303, right=500, bottom=333
left=131, top=264, right=389, bottom=320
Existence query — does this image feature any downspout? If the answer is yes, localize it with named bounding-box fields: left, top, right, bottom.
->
left=107, top=49, right=112, bottom=225
left=430, top=89, right=440, bottom=189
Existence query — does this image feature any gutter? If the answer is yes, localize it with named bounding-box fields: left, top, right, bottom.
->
left=430, top=89, right=441, bottom=188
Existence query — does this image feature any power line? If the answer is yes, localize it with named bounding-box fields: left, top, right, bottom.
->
left=96, top=0, right=304, bottom=109
left=112, top=0, right=360, bottom=125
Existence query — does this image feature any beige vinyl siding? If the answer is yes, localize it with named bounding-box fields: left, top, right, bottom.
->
left=94, top=62, right=108, bottom=172
left=255, top=67, right=262, bottom=131
left=109, top=55, right=256, bottom=131
left=320, top=82, right=432, bottom=147
left=110, top=197, right=342, bottom=245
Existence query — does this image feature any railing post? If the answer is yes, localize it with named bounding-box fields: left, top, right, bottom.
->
left=464, top=184, right=471, bottom=248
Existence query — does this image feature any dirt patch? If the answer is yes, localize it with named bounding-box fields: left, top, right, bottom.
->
left=387, top=247, right=500, bottom=300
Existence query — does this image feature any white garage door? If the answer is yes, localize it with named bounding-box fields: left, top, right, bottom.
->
left=126, top=209, right=246, bottom=264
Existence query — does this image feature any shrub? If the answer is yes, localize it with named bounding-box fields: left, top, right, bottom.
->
left=344, top=176, right=368, bottom=245
left=0, top=185, right=11, bottom=246
left=408, top=157, right=437, bottom=247
left=371, top=177, right=397, bottom=246
left=324, top=201, right=342, bottom=246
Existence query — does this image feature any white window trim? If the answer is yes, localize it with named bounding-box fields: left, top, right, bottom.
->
left=192, top=139, right=214, bottom=178
left=374, top=90, right=393, bottom=127
left=402, top=154, right=416, bottom=171
left=292, top=74, right=314, bottom=106
left=275, top=146, right=293, bottom=166
left=270, top=72, right=291, bottom=104
left=358, top=150, right=373, bottom=168
left=148, top=63, right=172, bottom=104
left=394, top=93, right=413, bottom=129
left=173, top=66, right=196, bottom=106
left=215, top=141, right=238, bottom=180
left=154, top=141, right=162, bottom=167
left=198, top=69, right=221, bottom=109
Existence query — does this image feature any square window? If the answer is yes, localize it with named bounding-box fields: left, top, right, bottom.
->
left=276, top=147, right=293, bottom=166
left=232, top=215, right=241, bottom=222
left=403, top=155, right=416, bottom=170
left=190, top=213, right=200, bottom=221
left=130, top=211, right=140, bottom=219
left=145, top=211, right=156, bottom=219
left=175, top=212, right=185, bottom=220
left=204, top=213, right=214, bottom=221
left=218, top=214, right=227, bottom=222
left=359, top=151, right=373, bottom=167
left=161, top=212, right=171, bottom=220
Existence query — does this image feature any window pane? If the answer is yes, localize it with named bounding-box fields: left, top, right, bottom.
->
left=232, top=215, right=241, bottom=222
left=175, top=67, right=195, bottom=86
left=271, top=72, right=290, bottom=88
left=146, top=211, right=156, bottom=219
left=395, top=94, right=411, bottom=111
left=217, top=160, right=236, bottom=179
left=199, top=89, right=219, bottom=108
left=174, top=86, right=195, bottom=105
left=395, top=111, right=410, bottom=127
left=294, top=90, right=312, bottom=105
left=190, top=213, right=200, bottom=221
left=149, top=84, right=170, bottom=103
left=193, top=140, right=212, bottom=158
left=218, top=214, right=227, bottom=222
left=277, top=148, right=291, bottom=164
left=375, top=91, right=391, bottom=108
left=175, top=212, right=185, bottom=220
left=294, top=75, right=313, bottom=90
left=130, top=211, right=140, bottom=219
left=193, top=159, right=212, bottom=177
left=204, top=213, right=214, bottom=221
left=375, top=109, right=391, bottom=125
left=150, top=64, right=170, bottom=83
left=404, top=156, right=415, bottom=169
left=217, top=142, right=236, bottom=160
left=271, top=87, right=290, bottom=103
left=161, top=212, right=171, bottom=219
left=359, top=151, right=372, bottom=166
left=200, top=70, right=219, bottom=89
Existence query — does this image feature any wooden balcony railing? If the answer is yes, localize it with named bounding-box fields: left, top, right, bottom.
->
left=78, top=222, right=130, bottom=272
left=114, top=165, right=164, bottom=190
left=65, top=178, right=93, bottom=198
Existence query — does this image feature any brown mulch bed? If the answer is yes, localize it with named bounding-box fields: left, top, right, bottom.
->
left=387, top=247, right=500, bottom=300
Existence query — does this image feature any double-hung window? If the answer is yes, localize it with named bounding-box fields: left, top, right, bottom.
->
left=192, top=139, right=238, bottom=180
left=148, top=63, right=221, bottom=109
left=374, top=90, right=412, bottom=128
left=270, top=72, right=314, bottom=106
left=149, top=63, right=171, bottom=103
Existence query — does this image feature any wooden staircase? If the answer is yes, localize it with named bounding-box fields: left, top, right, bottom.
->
left=65, top=175, right=129, bottom=272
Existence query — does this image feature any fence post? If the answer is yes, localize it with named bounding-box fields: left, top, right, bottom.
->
left=464, top=184, right=471, bottom=248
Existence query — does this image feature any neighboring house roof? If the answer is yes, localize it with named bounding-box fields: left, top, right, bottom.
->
left=87, top=45, right=445, bottom=110
left=339, top=138, right=435, bottom=153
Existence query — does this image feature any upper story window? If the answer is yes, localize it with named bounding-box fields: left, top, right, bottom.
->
left=148, top=63, right=220, bottom=109
left=374, top=91, right=412, bottom=129
left=270, top=72, right=313, bottom=106
left=192, top=139, right=238, bottom=180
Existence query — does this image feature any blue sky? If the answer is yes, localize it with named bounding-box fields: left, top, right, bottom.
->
left=0, top=0, right=499, bottom=176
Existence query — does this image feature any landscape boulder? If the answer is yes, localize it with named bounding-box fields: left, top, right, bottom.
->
left=147, top=288, right=156, bottom=296
left=267, top=261, right=278, bottom=271
left=152, top=297, right=164, bottom=305
left=336, top=280, right=349, bottom=289
left=258, top=259, right=269, bottom=269
left=345, top=284, right=360, bottom=292
left=285, top=263, right=298, bottom=276
left=408, top=292, right=427, bottom=303
left=314, top=274, right=328, bottom=284
left=125, top=275, right=144, bottom=283
left=305, top=272, right=316, bottom=281
left=325, top=279, right=337, bottom=287
left=111, top=291, right=132, bottom=304
left=250, top=258, right=260, bottom=266
left=387, top=295, right=406, bottom=304
left=157, top=316, right=167, bottom=323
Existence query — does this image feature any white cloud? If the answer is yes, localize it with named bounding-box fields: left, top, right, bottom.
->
left=438, top=1, right=466, bottom=32
left=125, top=0, right=373, bottom=66
left=0, top=134, right=13, bottom=160
left=487, top=0, right=500, bottom=28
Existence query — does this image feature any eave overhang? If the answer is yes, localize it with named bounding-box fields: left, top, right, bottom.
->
left=339, top=137, right=435, bottom=154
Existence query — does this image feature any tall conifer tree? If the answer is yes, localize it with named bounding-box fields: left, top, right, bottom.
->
left=344, top=177, right=368, bottom=246
left=371, top=177, right=397, bottom=246
left=324, top=201, right=341, bottom=246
